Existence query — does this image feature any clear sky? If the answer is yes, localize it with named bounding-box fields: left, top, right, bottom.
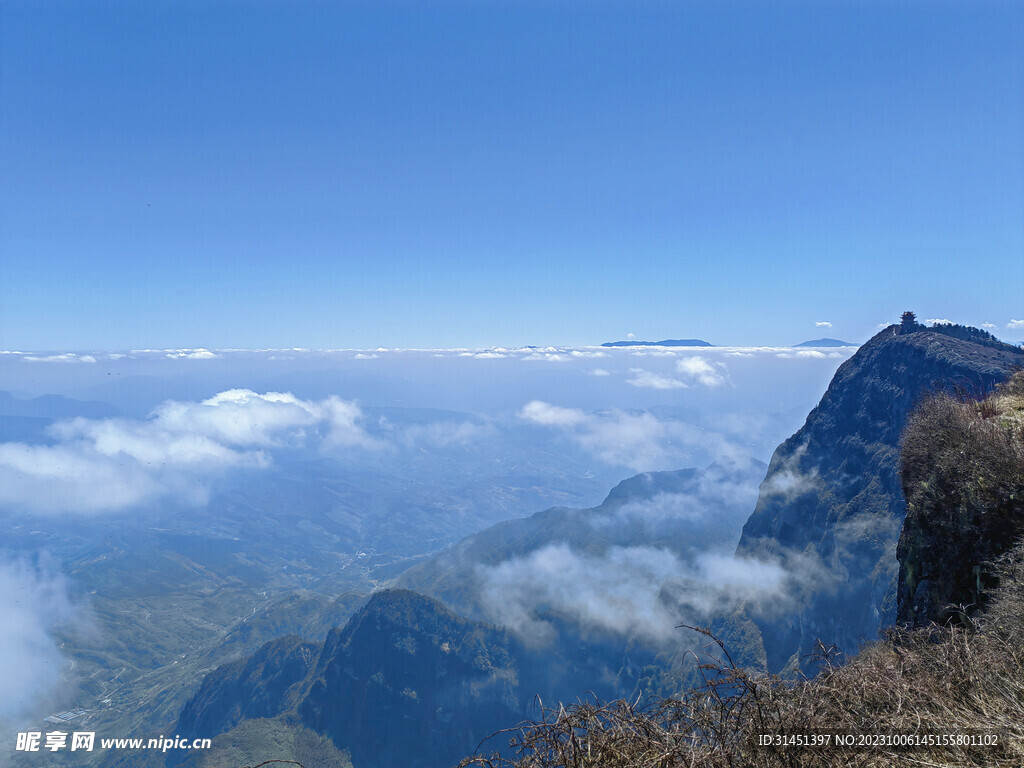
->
left=2, top=0, right=1022, bottom=350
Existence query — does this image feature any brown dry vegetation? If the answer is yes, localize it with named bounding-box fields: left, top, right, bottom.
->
left=460, top=548, right=1024, bottom=767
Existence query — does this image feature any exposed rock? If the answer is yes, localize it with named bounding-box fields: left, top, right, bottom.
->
left=737, top=324, right=1024, bottom=670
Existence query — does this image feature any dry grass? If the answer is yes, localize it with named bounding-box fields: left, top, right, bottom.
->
left=460, top=546, right=1024, bottom=768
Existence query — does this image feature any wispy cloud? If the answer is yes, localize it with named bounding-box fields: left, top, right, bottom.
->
left=22, top=353, right=97, bottom=364
left=519, top=400, right=586, bottom=427
left=626, top=369, right=688, bottom=390
left=926, top=318, right=952, bottom=326
left=0, top=390, right=380, bottom=514
left=477, top=542, right=829, bottom=648
left=0, top=555, right=77, bottom=725
left=815, top=321, right=832, bottom=328
left=1008, top=319, right=1024, bottom=330
left=518, top=401, right=736, bottom=471
left=165, top=348, right=220, bottom=360
left=675, top=356, right=727, bottom=387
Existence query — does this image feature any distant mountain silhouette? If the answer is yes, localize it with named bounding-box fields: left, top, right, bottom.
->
left=601, top=338, right=712, bottom=347
left=793, top=338, right=857, bottom=347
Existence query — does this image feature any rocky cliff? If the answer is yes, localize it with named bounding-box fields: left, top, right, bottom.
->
left=736, top=324, right=1024, bottom=670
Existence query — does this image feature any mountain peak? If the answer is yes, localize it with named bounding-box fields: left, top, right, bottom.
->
left=737, top=323, right=1024, bottom=670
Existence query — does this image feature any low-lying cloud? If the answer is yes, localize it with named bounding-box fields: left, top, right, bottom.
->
left=0, top=390, right=380, bottom=514
left=477, top=542, right=827, bottom=648
left=519, top=401, right=731, bottom=471
left=626, top=369, right=688, bottom=390
left=675, top=356, right=728, bottom=387
left=0, top=554, right=77, bottom=725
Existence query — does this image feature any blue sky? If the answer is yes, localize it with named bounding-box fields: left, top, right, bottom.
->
left=2, top=0, right=1022, bottom=350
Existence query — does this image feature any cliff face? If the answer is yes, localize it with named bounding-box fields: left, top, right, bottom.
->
left=175, top=590, right=521, bottom=768
left=172, top=636, right=318, bottom=765
left=737, top=326, right=1024, bottom=670
left=897, top=372, right=1024, bottom=625
left=298, top=590, right=520, bottom=768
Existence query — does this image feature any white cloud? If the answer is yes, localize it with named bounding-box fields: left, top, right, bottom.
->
left=1008, top=319, right=1024, bottom=330
left=627, top=332, right=636, bottom=339
left=165, top=348, right=219, bottom=360
left=353, top=353, right=379, bottom=359
left=626, top=369, right=688, bottom=390
left=570, top=350, right=608, bottom=359
left=631, top=350, right=676, bottom=358
left=518, top=400, right=586, bottom=427
left=22, top=353, right=97, bottom=364
left=391, top=420, right=495, bottom=448
left=478, top=544, right=691, bottom=646
left=522, top=352, right=568, bottom=362
left=795, top=350, right=826, bottom=359
left=926, top=318, right=953, bottom=326
left=982, top=323, right=996, bottom=329
left=518, top=401, right=734, bottom=472
left=675, top=356, right=727, bottom=387
left=587, top=368, right=611, bottom=377
left=815, top=321, right=832, bottom=328
left=0, top=555, right=77, bottom=725
left=477, top=544, right=792, bottom=647
left=0, top=390, right=379, bottom=514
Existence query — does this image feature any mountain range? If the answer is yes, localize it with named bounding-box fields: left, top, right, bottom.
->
left=600, top=338, right=713, bottom=347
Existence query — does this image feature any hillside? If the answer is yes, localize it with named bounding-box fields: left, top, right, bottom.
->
left=736, top=324, right=1024, bottom=670
left=174, top=590, right=522, bottom=768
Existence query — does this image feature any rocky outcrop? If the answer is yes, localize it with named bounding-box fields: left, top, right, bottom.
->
left=736, top=324, right=1024, bottom=671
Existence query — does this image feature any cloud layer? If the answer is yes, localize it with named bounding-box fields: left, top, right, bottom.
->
left=477, top=542, right=828, bottom=648
left=0, top=390, right=379, bottom=514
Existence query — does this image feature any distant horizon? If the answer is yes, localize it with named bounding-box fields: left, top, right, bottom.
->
left=5, top=324, right=1024, bottom=356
